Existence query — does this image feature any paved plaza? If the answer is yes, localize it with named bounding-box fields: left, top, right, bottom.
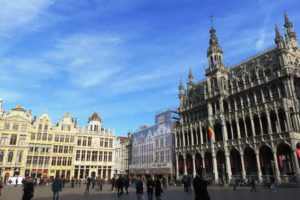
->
left=0, top=184, right=299, bottom=200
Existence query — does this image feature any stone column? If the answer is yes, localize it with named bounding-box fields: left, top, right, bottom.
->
left=202, top=154, right=205, bottom=168
left=212, top=151, right=219, bottom=183
left=255, top=151, right=262, bottom=182
left=275, top=110, right=281, bottom=133
left=266, top=112, right=272, bottom=134
left=250, top=115, right=256, bottom=136
left=285, top=111, right=292, bottom=131
left=235, top=116, right=241, bottom=139
left=190, top=125, right=194, bottom=146
left=195, top=126, right=199, bottom=145
left=230, top=121, right=234, bottom=139
left=292, top=149, right=300, bottom=174
left=243, top=116, right=248, bottom=138
left=240, top=152, right=246, bottom=180
left=175, top=154, right=179, bottom=179
left=225, top=152, right=232, bottom=183
left=183, top=154, right=187, bottom=175
left=258, top=115, right=263, bottom=135
left=192, top=153, right=196, bottom=177
left=272, top=150, right=281, bottom=183
left=182, top=127, right=186, bottom=147
left=175, top=131, right=178, bottom=148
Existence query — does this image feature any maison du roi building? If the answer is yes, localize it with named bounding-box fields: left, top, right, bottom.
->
left=0, top=101, right=115, bottom=181
left=174, top=14, right=300, bottom=184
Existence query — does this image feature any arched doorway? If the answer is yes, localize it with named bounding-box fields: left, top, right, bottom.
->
left=195, top=153, right=202, bottom=173
left=259, top=145, right=274, bottom=175
left=230, top=148, right=242, bottom=176
left=204, top=152, right=213, bottom=175
left=186, top=154, right=193, bottom=175
left=244, top=147, right=257, bottom=175
left=216, top=150, right=226, bottom=183
left=277, top=143, right=294, bottom=175
left=178, top=154, right=184, bottom=175
left=214, top=123, right=223, bottom=142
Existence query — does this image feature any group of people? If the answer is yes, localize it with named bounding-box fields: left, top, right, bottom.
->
left=135, top=176, right=164, bottom=200
left=84, top=176, right=105, bottom=193
left=110, top=175, right=130, bottom=197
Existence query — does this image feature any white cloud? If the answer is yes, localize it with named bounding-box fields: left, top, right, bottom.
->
left=0, top=0, right=55, bottom=35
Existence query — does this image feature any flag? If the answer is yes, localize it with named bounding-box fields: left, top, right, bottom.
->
left=208, top=124, right=214, bottom=139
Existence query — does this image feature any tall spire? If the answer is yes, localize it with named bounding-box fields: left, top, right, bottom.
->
left=207, top=16, right=224, bottom=69
left=284, top=12, right=293, bottom=33
left=179, top=78, right=184, bottom=98
left=275, top=24, right=284, bottom=48
left=188, top=67, right=193, bottom=83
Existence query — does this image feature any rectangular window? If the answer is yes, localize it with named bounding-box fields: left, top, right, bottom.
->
left=76, top=150, right=80, bottom=161
left=100, top=138, right=104, bottom=147
left=12, top=123, right=18, bottom=131
left=160, top=138, right=164, bottom=148
left=33, top=156, right=38, bottom=165
left=66, top=125, right=71, bottom=131
left=155, top=139, right=159, bottom=148
left=99, top=151, right=103, bottom=161
left=165, top=150, right=169, bottom=162
left=88, top=137, right=92, bottom=146
left=70, top=136, right=74, bottom=143
left=58, top=145, right=63, bottom=153
left=55, top=135, right=59, bottom=142
left=53, top=145, right=58, bottom=153
left=42, top=133, right=47, bottom=141
left=69, top=146, right=73, bottom=154
left=52, top=157, right=57, bottom=166
left=60, top=135, right=64, bottom=142
left=165, top=136, right=169, bottom=146
left=109, top=139, right=113, bottom=148
left=5, top=123, right=10, bottom=130
left=104, top=152, right=107, bottom=161
left=92, top=151, right=97, bottom=161
left=38, top=124, right=42, bottom=130
left=62, top=157, right=67, bottom=166
left=44, top=156, right=50, bottom=166
left=22, top=123, right=27, bottom=131
left=65, top=135, right=70, bottom=143
left=26, top=156, right=32, bottom=165
left=67, top=157, right=72, bottom=166
left=30, top=133, right=36, bottom=140
left=57, top=157, right=62, bottom=166
left=10, top=134, right=17, bottom=145
left=108, top=152, right=112, bottom=162
left=86, top=151, right=91, bottom=161
left=38, top=156, right=44, bottom=165
left=160, top=151, right=164, bottom=162
left=155, top=152, right=159, bottom=163
left=64, top=146, right=68, bottom=153
left=104, top=139, right=108, bottom=147
left=81, top=150, right=86, bottom=161
left=48, top=134, right=53, bottom=141
left=82, top=136, right=87, bottom=146
left=36, top=132, right=41, bottom=140
left=77, top=136, right=82, bottom=146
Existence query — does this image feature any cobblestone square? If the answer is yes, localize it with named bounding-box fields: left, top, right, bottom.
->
left=1, top=184, right=299, bottom=200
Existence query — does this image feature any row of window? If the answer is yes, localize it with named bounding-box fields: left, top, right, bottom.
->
left=3, top=122, right=28, bottom=131
left=51, top=157, right=72, bottom=166
left=77, top=136, right=113, bottom=148
left=75, top=150, right=113, bottom=162
left=155, top=136, right=171, bottom=149
left=53, top=145, right=74, bottom=154
left=0, top=150, right=23, bottom=163
left=30, top=132, right=75, bottom=143
left=132, top=150, right=170, bottom=164
left=0, top=134, right=26, bottom=146
left=29, top=146, right=51, bottom=153
left=26, top=156, right=50, bottom=166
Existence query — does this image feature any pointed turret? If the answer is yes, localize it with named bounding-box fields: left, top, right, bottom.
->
left=188, top=68, right=194, bottom=89
left=284, top=12, right=298, bottom=49
left=207, top=20, right=224, bottom=69
left=275, top=24, right=285, bottom=49
left=179, top=78, right=184, bottom=106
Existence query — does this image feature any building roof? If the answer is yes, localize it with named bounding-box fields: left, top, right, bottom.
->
left=88, top=112, right=102, bottom=122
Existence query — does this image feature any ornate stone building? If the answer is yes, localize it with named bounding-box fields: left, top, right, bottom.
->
left=114, top=134, right=131, bottom=175
left=174, top=14, right=300, bottom=184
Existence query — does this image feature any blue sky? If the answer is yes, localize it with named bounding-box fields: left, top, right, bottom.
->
left=0, top=0, right=300, bottom=135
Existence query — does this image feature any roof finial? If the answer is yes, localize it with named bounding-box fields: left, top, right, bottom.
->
left=210, top=15, right=214, bottom=28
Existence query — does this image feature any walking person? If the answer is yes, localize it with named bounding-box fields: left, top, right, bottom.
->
left=22, top=178, right=34, bottom=200
left=187, top=176, right=192, bottom=194
left=71, top=177, right=75, bottom=188
left=52, top=177, right=62, bottom=200
left=250, top=177, right=256, bottom=192
left=124, top=176, right=130, bottom=194
left=154, top=176, right=163, bottom=200
left=111, top=177, right=116, bottom=191
left=193, top=168, right=210, bottom=200
left=85, top=177, right=91, bottom=193
left=147, top=176, right=154, bottom=200
left=0, top=179, right=4, bottom=196
left=182, top=176, right=188, bottom=194
left=136, top=176, right=144, bottom=200
left=15, top=178, right=18, bottom=187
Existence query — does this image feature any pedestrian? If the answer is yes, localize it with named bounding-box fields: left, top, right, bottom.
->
left=136, top=176, right=144, bottom=200
left=22, top=178, right=34, bottom=200
left=147, top=176, right=154, bottom=200
left=250, top=177, right=256, bottom=192
left=270, top=177, right=277, bottom=192
left=117, top=176, right=124, bottom=197
left=0, top=180, right=3, bottom=196
left=111, top=177, right=116, bottom=191
left=182, top=176, right=188, bottom=194
left=187, top=176, right=192, bottom=194
left=154, top=176, right=163, bottom=200
left=71, top=177, right=75, bottom=188
left=124, top=176, right=130, bottom=195
left=15, top=178, right=18, bottom=187
left=85, top=177, right=91, bottom=193
left=193, top=168, right=210, bottom=200
left=92, top=177, right=96, bottom=189
left=52, top=177, right=62, bottom=200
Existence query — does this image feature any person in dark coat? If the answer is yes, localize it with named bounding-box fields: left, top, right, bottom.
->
left=52, top=177, right=62, bottom=200
left=22, top=179, right=34, bottom=200
left=154, top=176, right=162, bottom=200
left=136, top=176, right=144, bottom=200
left=86, top=177, right=91, bottom=193
left=117, top=176, right=124, bottom=197
left=147, top=176, right=154, bottom=200
left=193, top=168, right=210, bottom=200
left=124, top=176, right=130, bottom=194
